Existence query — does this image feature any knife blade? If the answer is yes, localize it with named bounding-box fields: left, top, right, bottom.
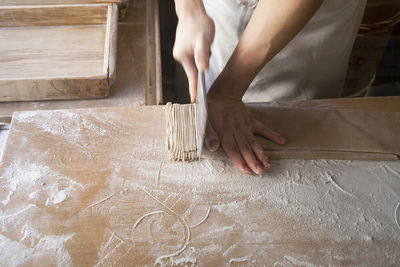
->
left=195, top=71, right=208, bottom=159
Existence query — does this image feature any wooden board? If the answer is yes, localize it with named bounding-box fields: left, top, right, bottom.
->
left=0, top=3, right=118, bottom=102
left=0, top=0, right=131, bottom=19
left=0, top=0, right=122, bottom=5
left=0, top=101, right=399, bottom=265
left=260, top=96, right=400, bottom=112
left=0, top=0, right=158, bottom=117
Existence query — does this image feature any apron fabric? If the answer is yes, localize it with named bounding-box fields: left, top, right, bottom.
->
left=203, top=0, right=367, bottom=102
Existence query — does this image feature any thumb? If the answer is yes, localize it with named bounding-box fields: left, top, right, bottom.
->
left=194, top=39, right=211, bottom=71
left=205, top=120, right=220, bottom=152
left=181, top=58, right=198, bottom=103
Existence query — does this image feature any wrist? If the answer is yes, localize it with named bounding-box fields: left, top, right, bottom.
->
left=208, top=74, right=245, bottom=101
left=208, top=39, right=270, bottom=101
left=174, top=0, right=206, bottom=20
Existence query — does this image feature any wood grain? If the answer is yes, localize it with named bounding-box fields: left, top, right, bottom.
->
left=0, top=78, right=109, bottom=102
left=0, top=3, right=119, bottom=102
left=0, top=25, right=106, bottom=79
left=0, top=0, right=130, bottom=19
left=145, top=0, right=162, bottom=105
left=0, top=4, right=108, bottom=27
left=0, top=103, right=399, bottom=265
left=0, top=0, right=122, bottom=5
left=0, top=0, right=150, bottom=115
left=248, top=104, right=400, bottom=160
left=107, top=3, right=119, bottom=84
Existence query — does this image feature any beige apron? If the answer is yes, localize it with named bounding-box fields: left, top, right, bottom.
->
left=203, top=0, right=367, bottom=102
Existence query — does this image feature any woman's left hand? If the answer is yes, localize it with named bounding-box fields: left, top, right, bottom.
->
left=205, top=93, right=286, bottom=174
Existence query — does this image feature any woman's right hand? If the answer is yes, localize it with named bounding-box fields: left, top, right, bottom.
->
left=173, top=0, right=215, bottom=103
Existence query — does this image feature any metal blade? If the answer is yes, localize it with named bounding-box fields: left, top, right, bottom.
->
left=195, top=71, right=208, bottom=159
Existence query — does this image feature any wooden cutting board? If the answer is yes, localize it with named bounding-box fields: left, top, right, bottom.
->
left=0, top=2, right=118, bottom=102
left=0, top=0, right=130, bottom=16
left=0, top=100, right=400, bottom=265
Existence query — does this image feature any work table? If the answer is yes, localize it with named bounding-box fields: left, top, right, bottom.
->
left=0, top=97, right=399, bottom=265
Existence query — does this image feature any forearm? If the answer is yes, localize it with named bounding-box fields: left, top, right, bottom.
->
left=209, top=0, right=323, bottom=99
left=174, top=0, right=206, bottom=19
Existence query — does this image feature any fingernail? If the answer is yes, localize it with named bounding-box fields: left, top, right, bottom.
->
left=263, top=160, right=270, bottom=169
left=199, top=64, right=206, bottom=71
left=243, top=167, right=251, bottom=174
left=256, top=166, right=265, bottom=175
left=279, top=136, right=286, bottom=144
left=209, top=139, right=218, bottom=149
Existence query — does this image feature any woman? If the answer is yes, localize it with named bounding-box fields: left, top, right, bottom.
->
left=172, top=0, right=367, bottom=174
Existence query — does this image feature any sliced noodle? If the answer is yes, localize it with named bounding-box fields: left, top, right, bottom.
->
left=165, top=102, right=199, bottom=161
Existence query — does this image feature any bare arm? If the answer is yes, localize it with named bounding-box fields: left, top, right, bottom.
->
left=173, top=0, right=215, bottom=103
left=207, top=0, right=323, bottom=174
left=209, top=0, right=323, bottom=99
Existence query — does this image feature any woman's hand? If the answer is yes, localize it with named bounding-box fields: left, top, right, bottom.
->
left=206, top=93, right=286, bottom=174
left=173, top=0, right=215, bottom=103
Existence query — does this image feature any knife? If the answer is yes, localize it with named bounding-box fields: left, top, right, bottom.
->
left=195, top=71, right=208, bottom=159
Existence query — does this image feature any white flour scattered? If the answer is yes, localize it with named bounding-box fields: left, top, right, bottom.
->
left=284, top=255, right=318, bottom=267
left=0, top=130, right=9, bottom=160
left=51, top=190, right=67, bottom=205
left=1, top=108, right=399, bottom=265
left=0, top=227, right=74, bottom=267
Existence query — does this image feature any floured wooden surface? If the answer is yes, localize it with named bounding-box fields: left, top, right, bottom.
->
left=1, top=105, right=400, bottom=266
left=249, top=105, right=400, bottom=160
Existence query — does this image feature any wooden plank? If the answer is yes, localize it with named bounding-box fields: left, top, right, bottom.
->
left=0, top=78, right=109, bottom=102
left=0, top=0, right=131, bottom=20
left=103, top=4, right=113, bottom=75
left=0, top=0, right=147, bottom=113
left=0, top=3, right=116, bottom=102
left=0, top=104, right=399, bottom=265
left=249, top=105, right=400, bottom=160
left=0, top=4, right=109, bottom=27
left=107, top=4, right=119, bottom=85
left=154, top=0, right=163, bottom=104
left=0, top=25, right=106, bottom=80
left=263, top=96, right=400, bottom=112
left=145, top=0, right=162, bottom=105
left=0, top=0, right=122, bottom=5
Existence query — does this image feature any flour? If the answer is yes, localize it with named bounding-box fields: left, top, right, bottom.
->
left=0, top=162, right=45, bottom=206
left=145, top=156, right=400, bottom=243
left=0, top=155, right=84, bottom=207
left=51, top=190, right=67, bottom=204
left=190, top=206, right=211, bottom=228
left=284, top=255, right=318, bottom=267
left=0, top=204, right=36, bottom=232
left=81, top=194, right=114, bottom=212
left=395, top=202, right=400, bottom=231
left=229, top=255, right=252, bottom=264
left=0, top=227, right=74, bottom=267
left=2, top=107, right=400, bottom=265
left=0, top=130, right=9, bottom=160
left=13, top=109, right=111, bottom=147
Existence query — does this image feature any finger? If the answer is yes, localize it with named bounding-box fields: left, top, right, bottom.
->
left=180, top=57, right=198, bottom=103
left=221, top=136, right=251, bottom=174
left=246, top=134, right=270, bottom=169
left=235, top=131, right=265, bottom=175
left=194, top=39, right=211, bottom=71
left=205, top=120, right=220, bottom=152
left=253, top=120, right=286, bottom=145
